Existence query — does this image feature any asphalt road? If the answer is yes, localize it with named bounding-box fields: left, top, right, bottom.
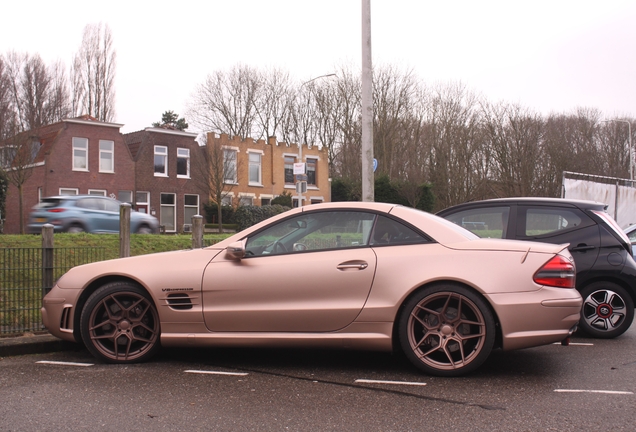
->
left=1, top=326, right=635, bottom=431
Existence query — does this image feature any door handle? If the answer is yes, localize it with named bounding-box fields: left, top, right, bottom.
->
left=337, top=262, right=369, bottom=270
left=571, top=244, right=595, bottom=252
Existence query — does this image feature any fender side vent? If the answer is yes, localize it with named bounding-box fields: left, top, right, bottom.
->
left=166, top=293, right=193, bottom=310
left=60, top=306, right=72, bottom=330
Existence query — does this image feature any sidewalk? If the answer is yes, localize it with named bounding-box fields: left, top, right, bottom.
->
left=0, top=333, right=76, bottom=358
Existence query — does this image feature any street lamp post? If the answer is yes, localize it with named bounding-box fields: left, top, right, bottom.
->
left=295, top=74, right=336, bottom=207
left=603, top=119, right=633, bottom=181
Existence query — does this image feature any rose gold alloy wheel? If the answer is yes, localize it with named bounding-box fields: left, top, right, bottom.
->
left=80, top=282, right=160, bottom=363
left=399, top=285, right=495, bottom=377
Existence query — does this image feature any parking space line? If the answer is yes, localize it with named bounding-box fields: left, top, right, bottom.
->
left=36, top=360, right=94, bottom=367
left=184, top=370, right=249, bottom=376
left=355, top=379, right=427, bottom=387
left=554, top=389, right=633, bottom=395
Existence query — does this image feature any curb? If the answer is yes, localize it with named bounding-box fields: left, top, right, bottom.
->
left=0, top=334, right=77, bottom=358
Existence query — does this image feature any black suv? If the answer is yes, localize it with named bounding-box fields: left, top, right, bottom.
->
left=437, top=198, right=636, bottom=339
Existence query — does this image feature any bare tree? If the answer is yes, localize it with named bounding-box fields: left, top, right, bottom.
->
left=192, top=136, right=242, bottom=231
left=426, top=83, right=486, bottom=210
left=187, top=64, right=260, bottom=138
left=1, top=124, right=41, bottom=233
left=3, top=52, right=69, bottom=131
left=373, top=66, right=421, bottom=179
left=253, top=67, right=294, bottom=140
left=0, top=55, right=14, bottom=140
left=71, top=23, right=116, bottom=121
left=482, top=102, right=545, bottom=197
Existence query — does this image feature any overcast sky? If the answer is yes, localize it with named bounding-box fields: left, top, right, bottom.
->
left=2, top=0, right=635, bottom=133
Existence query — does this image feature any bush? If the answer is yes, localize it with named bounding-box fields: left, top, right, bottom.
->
left=203, top=202, right=235, bottom=224
left=271, top=190, right=293, bottom=207
left=233, top=204, right=291, bottom=231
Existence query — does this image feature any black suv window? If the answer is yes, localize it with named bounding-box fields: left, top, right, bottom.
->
left=442, top=206, right=510, bottom=239
left=518, top=207, right=594, bottom=238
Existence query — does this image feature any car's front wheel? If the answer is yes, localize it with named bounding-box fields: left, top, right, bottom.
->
left=398, top=284, right=495, bottom=377
left=80, top=282, right=161, bottom=363
left=579, top=282, right=634, bottom=339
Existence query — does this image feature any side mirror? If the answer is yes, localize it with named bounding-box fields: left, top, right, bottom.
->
left=225, top=240, right=246, bottom=260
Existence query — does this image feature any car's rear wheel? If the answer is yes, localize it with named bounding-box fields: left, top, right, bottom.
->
left=399, top=284, right=495, bottom=377
left=80, top=282, right=161, bottom=363
left=136, top=225, right=153, bottom=234
left=67, top=224, right=85, bottom=233
left=579, top=282, right=634, bottom=339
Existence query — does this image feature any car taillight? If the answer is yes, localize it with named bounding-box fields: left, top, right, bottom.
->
left=533, top=255, right=576, bottom=288
left=47, top=208, right=65, bottom=213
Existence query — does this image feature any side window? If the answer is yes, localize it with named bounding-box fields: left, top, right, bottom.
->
left=370, top=215, right=427, bottom=245
left=245, top=211, right=375, bottom=257
left=521, top=207, right=591, bottom=237
left=442, top=206, right=510, bottom=239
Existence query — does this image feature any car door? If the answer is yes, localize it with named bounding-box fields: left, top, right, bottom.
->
left=515, top=204, right=601, bottom=274
left=201, top=210, right=378, bottom=332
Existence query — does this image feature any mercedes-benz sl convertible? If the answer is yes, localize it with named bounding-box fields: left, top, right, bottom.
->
left=42, top=202, right=582, bottom=376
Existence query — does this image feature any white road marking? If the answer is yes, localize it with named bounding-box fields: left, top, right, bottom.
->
left=36, top=360, right=93, bottom=367
left=552, top=342, right=594, bottom=346
left=355, top=379, right=427, bottom=387
left=184, top=370, right=248, bottom=376
left=554, top=389, right=633, bottom=395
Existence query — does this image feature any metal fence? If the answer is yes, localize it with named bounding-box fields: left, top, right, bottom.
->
left=0, top=247, right=106, bottom=336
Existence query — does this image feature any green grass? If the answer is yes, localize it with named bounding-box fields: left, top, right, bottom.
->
left=1, top=232, right=233, bottom=260
left=0, top=233, right=233, bottom=333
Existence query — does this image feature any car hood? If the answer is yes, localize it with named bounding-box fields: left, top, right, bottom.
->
left=55, top=248, right=225, bottom=290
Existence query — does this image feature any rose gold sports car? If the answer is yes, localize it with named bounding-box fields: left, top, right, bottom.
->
left=42, top=202, right=582, bottom=376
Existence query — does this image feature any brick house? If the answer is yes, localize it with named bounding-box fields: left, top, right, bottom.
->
left=207, top=133, right=330, bottom=208
left=1, top=116, right=135, bottom=234
left=123, top=127, right=207, bottom=233
left=1, top=119, right=331, bottom=234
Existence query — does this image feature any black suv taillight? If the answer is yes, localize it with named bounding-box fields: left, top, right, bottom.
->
left=534, top=255, right=576, bottom=288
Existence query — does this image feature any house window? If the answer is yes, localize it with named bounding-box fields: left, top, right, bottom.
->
left=184, top=194, right=199, bottom=225
left=59, top=188, right=78, bottom=195
left=88, top=189, right=107, bottom=196
left=72, top=137, right=88, bottom=171
left=221, top=195, right=232, bottom=206
left=160, top=193, right=176, bottom=231
left=224, top=149, right=237, bottom=184
left=248, top=151, right=262, bottom=185
left=261, top=197, right=272, bottom=206
left=118, top=190, right=133, bottom=204
left=177, top=148, right=190, bottom=178
left=239, top=196, right=253, bottom=206
left=99, top=140, right=114, bottom=173
left=154, top=146, right=168, bottom=176
left=30, top=140, right=41, bottom=163
left=136, top=191, right=149, bottom=213
left=0, top=146, right=16, bottom=168
left=307, top=158, right=317, bottom=186
left=284, top=156, right=295, bottom=184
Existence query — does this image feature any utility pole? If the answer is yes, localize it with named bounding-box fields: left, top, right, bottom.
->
left=361, top=0, right=374, bottom=202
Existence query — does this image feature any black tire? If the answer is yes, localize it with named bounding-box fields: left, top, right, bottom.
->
left=67, top=224, right=85, bottom=233
left=136, top=225, right=153, bottom=234
left=398, top=284, right=495, bottom=377
left=80, top=281, right=161, bottom=363
left=579, top=282, right=634, bottom=339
